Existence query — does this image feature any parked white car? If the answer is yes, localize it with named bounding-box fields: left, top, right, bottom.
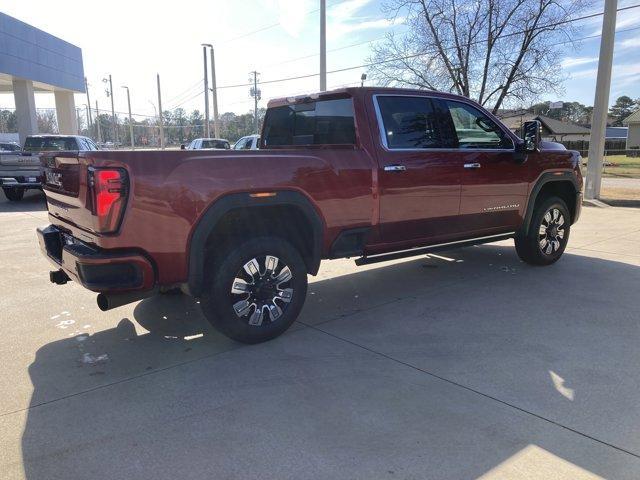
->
left=233, top=134, right=260, bottom=150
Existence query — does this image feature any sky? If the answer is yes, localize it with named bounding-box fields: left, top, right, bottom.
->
left=1, top=0, right=640, bottom=121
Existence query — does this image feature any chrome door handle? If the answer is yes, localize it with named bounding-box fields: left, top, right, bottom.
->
left=464, top=163, right=481, bottom=169
left=384, top=164, right=407, bottom=172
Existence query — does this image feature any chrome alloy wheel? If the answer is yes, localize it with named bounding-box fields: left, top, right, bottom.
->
left=230, top=255, right=294, bottom=326
left=538, top=207, right=566, bottom=255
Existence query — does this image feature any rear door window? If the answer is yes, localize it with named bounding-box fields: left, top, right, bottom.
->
left=376, top=96, right=443, bottom=149
left=263, top=98, right=356, bottom=147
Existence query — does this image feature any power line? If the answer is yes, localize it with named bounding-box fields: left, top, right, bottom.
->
left=169, top=89, right=206, bottom=111
left=220, top=0, right=343, bottom=44
left=164, top=78, right=204, bottom=105
left=209, top=3, right=640, bottom=92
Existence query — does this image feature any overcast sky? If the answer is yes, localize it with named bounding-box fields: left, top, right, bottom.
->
left=1, top=0, right=639, bottom=120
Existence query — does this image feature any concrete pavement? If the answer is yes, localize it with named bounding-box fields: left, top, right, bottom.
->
left=1, top=190, right=639, bottom=479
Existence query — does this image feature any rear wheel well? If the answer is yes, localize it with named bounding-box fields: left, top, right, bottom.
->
left=533, top=181, right=577, bottom=222
left=204, top=205, right=317, bottom=274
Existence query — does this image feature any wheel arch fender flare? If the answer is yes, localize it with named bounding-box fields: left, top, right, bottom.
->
left=186, top=190, right=324, bottom=296
left=522, top=171, right=580, bottom=236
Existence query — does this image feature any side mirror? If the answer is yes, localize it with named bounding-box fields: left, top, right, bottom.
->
left=522, top=120, right=541, bottom=152
left=180, top=144, right=186, bottom=150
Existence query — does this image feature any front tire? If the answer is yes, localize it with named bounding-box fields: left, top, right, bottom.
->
left=3, top=187, right=24, bottom=202
left=515, top=196, right=571, bottom=266
left=201, top=237, right=308, bottom=344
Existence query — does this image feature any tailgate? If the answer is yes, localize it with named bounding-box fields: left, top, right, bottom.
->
left=41, top=153, right=94, bottom=233
left=0, top=152, right=40, bottom=170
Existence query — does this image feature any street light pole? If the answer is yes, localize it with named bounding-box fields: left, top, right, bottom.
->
left=585, top=0, right=618, bottom=200
left=203, top=44, right=220, bottom=138
left=157, top=74, right=165, bottom=149
left=122, top=86, right=134, bottom=149
left=201, top=44, right=211, bottom=138
left=320, top=0, right=327, bottom=91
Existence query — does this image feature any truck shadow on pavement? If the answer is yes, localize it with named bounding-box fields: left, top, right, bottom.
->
left=19, top=245, right=640, bottom=479
left=0, top=189, right=46, bottom=213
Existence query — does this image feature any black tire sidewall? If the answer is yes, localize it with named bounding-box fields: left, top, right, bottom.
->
left=3, top=187, right=24, bottom=201
left=201, top=237, right=308, bottom=344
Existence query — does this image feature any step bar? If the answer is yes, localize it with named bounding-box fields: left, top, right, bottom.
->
left=355, top=232, right=516, bottom=266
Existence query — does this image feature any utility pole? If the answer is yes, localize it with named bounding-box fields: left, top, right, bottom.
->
left=157, top=74, right=165, bottom=149
left=585, top=0, right=618, bottom=200
left=203, top=44, right=220, bottom=138
left=249, top=71, right=261, bottom=134
left=122, top=86, right=134, bottom=149
left=201, top=44, right=211, bottom=138
left=84, top=77, right=93, bottom=129
left=83, top=104, right=91, bottom=137
left=95, top=100, right=102, bottom=144
left=103, top=75, right=118, bottom=145
left=320, top=0, right=327, bottom=91
left=76, top=108, right=82, bottom=135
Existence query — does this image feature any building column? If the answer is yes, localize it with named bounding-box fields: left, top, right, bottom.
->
left=12, top=79, right=38, bottom=146
left=54, top=90, right=78, bottom=134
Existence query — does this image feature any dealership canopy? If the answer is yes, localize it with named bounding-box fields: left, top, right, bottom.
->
left=0, top=12, right=85, bottom=144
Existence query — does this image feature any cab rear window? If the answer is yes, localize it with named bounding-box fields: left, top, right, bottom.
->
left=24, top=137, right=77, bottom=152
left=263, top=98, right=356, bottom=147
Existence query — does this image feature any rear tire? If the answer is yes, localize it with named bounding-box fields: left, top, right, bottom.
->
left=3, top=187, right=24, bottom=202
left=200, top=236, right=308, bottom=344
left=515, top=196, right=570, bottom=266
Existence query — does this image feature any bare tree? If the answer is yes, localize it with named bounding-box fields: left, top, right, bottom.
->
left=368, top=0, right=590, bottom=113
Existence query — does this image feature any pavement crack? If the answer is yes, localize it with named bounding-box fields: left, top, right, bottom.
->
left=300, top=321, right=640, bottom=461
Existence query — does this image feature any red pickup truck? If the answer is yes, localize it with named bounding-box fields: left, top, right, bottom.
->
left=38, top=87, right=582, bottom=343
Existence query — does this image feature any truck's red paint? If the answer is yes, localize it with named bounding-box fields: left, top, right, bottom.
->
left=38, top=87, right=583, bottom=296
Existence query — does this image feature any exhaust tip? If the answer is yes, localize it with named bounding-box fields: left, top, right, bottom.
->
left=96, top=293, right=109, bottom=311
left=96, top=288, right=158, bottom=312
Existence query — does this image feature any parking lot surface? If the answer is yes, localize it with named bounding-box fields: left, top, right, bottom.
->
left=1, top=190, right=639, bottom=479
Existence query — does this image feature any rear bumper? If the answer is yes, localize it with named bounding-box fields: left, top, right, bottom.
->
left=0, top=171, right=41, bottom=188
left=37, top=224, right=155, bottom=293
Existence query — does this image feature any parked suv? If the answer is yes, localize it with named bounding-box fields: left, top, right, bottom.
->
left=38, top=87, right=582, bottom=343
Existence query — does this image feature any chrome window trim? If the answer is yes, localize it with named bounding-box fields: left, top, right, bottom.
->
left=372, top=93, right=515, bottom=153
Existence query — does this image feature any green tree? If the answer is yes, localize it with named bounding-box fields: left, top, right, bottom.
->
left=609, top=96, right=639, bottom=126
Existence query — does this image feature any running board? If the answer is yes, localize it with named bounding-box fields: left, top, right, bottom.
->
left=355, top=233, right=515, bottom=266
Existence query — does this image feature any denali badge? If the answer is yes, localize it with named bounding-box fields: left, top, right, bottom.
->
left=45, top=171, right=63, bottom=188
left=483, top=204, right=520, bottom=212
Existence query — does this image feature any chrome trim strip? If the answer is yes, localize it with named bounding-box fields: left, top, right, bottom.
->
left=365, top=232, right=516, bottom=259
left=372, top=93, right=515, bottom=153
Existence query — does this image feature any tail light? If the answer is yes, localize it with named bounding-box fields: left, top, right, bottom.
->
left=89, top=168, right=128, bottom=233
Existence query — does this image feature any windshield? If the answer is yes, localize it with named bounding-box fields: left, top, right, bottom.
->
left=24, top=137, right=77, bottom=152
left=0, top=143, right=21, bottom=152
